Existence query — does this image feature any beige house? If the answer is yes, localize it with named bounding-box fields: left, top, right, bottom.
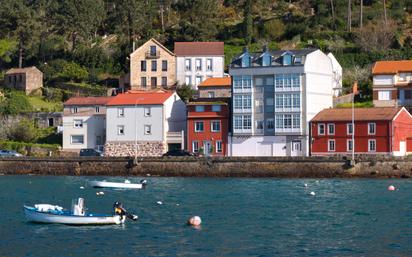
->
left=121, top=38, right=176, bottom=91
left=4, top=66, right=43, bottom=95
left=198, top=77, right=231, bottom=98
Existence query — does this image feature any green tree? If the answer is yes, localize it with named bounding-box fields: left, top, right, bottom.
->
left=243, top=0, right=253, bottom=45
left=0, top=39, right=17, bottom=66
left=0, top=91, right=33, bottom=115
left=6, top=118, right=39, bottom=143
left=176, top=84, right=196, bottom=102
left=57, top=62, right=89, bottom=82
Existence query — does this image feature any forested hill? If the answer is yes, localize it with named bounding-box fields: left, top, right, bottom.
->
left=0, top=0, right=412, bottom=92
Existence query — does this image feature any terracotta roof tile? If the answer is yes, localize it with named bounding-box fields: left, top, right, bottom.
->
left=311, top=107, right=403, bottom=122
left=198, top=77, right=231, bottom=87
left=174, top=42, right=224, bottom=56
left=64, top=96, right=113, bottom=106
left=372, top=60, right=412, bottom=75
left=107, top=91, right=174, bottom=106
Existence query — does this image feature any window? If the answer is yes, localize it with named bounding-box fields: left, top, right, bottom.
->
left=256, top=120, right=264, bottom=130
left=144, top=107, right=151, bottom=117
left=208, top=91, right=215, bottom=98
left=162, top=60, right=168, bottom=71
left=192, top=141, right=199, bottom=152
left=141, top=77, right=147, bottom=87
left=195, top=106, right=205, bottom=112
left=266, top=98, right=274, bottom=106
left=185, top=76, right=191, bottom=85
left=195, top=76, right=202, bottom=86
left=274, top=74, right=300, bottom=90
left=195, top=59, right=202, bottom=71
left=212, top=105, right=221, bottom=112
left=144, top=125, right=151, bottom=135
left=141, top=61, right=146, bottom=71
left=233, top=95, right=252, bottom=111
left=117, top=125, right=125, bottom=135
left=399, top=73, right=407, bottom=81
left=95, top=106, right=100, bottom=113
left=405, top=90, right=412, bottom=100
left=347, top=139, right=353, bottom=151
left=73, top=119, right=83, bottom=128
left=206, top=59, right=212, bottom=71
left=185, top=59, right=191, bottom=71
left=318, top=124, right=325, bottom=135
left=161, top=77, right=167, bottom=87
left=151, top=77, right=157, bottom=87
left=292, top=115, right=300, bottom=128
left=151, top=60, right=157, bottom=71
left=266, top=119, right=274, bottom=130
left=328, top=140, right=336, bottom=152
left=233, top=76, right=252, bottom=90
left=294, top=56, right=302, bottom=64
left=216, top=141, right=222, bottom=153
left=347, top=123, right=353, bottom=135
left=195, top=121, right=204, bottom=132
left=275, top=114, right=299, bottom=129
left=70, top=107, right=78, bottom=114
left=211, top=121, right=220, bottom=132
left=241, top=53, right=250, bottom=67
left=262, top=54, right=271, bottom=66
left=19, top=75, right=22, bottom=82
left=368, top=123, right=376, bottom=135
left=71, top=135, right=84, bottom=144
left=150, top=46, right=156, bottom=56
left=233, top=115, right=251, bottom=130
left=328, top=124, right=335, bottom=135
left=118, top=108, right=125, bottom=117
left=378, top=91, right=391, bottom=100
left=368, top=139, right=376, bottom=152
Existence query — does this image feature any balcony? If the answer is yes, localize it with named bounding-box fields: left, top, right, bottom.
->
left=145, top=51, right=160, bottom=59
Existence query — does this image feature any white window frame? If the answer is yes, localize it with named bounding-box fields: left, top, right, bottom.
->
left=118, top=108, right=125, bottom=117
left=144, top=125, right=151, bottom=135
left=327, top=123, right=335, bottom=135
left=195, top=58, right=202, bottom=71
left=70, top=135, right=84, bottom=144
left=318, top=123, right=325, bottom=135
left=347, top=123, right=353, bottom=135
left=73, top=119, right=83, bottom=128
left=328, top=139, right=336, bottom=152
left=211, top=121, right=221, bottom=132
left=368, top=123, right=376, bottom=135
left=192, top=141, right=199, bottom=152
left=195, top=121, right=204, bottom=132
left=144, top=107, right=151, bottom=117
left=185, top=76, right=191, bottom=85
left=347, top=139, right=353, bottom=152
left=117, top=125, right=125, bottom=135
left=206, top=58, right=213, bottom=71
left=195, top=76, right=202, bottom=86
left=378, top=90, right=391, bottom=101
left=216, top=141, right=222, bottom=153
left=185, top=59, right=191, bottom=71
left=368, top=139, right=376, bottom=152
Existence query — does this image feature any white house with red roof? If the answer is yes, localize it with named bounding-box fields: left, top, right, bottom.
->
left=63, top=96, right=113, bottom=151
left=104, top=90, right=186, bottom=157
left=174, top=42, right=224, bottom=89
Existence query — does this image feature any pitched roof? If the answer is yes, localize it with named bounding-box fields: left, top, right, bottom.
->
left=198, top=77, right=231, bottom=87
left=311, top=107, right=403, bottom=122
left=372, top=60, right=412, bottom=75
left=6, top=66, right=42, bottom=74
left=130, top=38, right=174, bottom=57
left=107, top=90, right=174, bottom=106
left=174, top=42, right=224, bottom=56
left=64, top=96, right=113, bottom=106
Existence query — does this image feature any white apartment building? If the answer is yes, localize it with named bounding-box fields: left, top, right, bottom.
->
left=104, top=90, right=186, bottom=157
left=62, top=97, right=112, bottom=152
left=228, top=47, right=338, bottom=157
left=174, top=42, right=224, bottom=89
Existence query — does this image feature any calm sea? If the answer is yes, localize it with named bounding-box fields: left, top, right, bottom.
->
left=0, top=175, right=411, bottom=257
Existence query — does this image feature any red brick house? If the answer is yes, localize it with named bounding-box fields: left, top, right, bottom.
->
left=187, top=100, right=229, bottom=156
left=310, top=107, right=412, bottom=156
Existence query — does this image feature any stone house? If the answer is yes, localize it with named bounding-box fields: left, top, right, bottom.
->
left=198, top=77, right=231, bottom=98
left=4, top=66, right=43, bottom=95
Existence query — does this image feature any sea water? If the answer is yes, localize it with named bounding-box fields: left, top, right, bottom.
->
left=0, top=175, right=411, bottom=256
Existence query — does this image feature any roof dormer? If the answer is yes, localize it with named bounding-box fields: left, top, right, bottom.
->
left=261, top=45, right=271, bottom=67
left=281, top=51, right=294, bottom=66
left=241, top=47, right=251, bottom=67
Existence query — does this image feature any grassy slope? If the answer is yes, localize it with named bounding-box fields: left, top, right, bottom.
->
left=28, top=96, right=62, bottom=112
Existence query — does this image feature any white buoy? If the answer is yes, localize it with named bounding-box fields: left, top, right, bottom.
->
left=310, top=191, right=316, bottom=196
left=156, top=201, right=163, bottom=205
left=80, top=186, right=85, bottom=189
left=96, top=192, right=100, bottom=195
left=99, top=191, right=104, bottom=195
left=388, top=185, right=396, bottom=191
left=176, top=203, right=180, bottom=206
left=304, top=183, right=308, bottom=188
left=188, top=216, right=202, bottom=226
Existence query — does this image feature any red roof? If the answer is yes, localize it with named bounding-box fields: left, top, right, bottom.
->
left=174, top=42, right=224, bottom=56
left=64, top=96, right=113, bottom=106
left=372, top=60, right=412, bottom=75
left=311, top=107, right=403, bottom=122
left=107, top=91, right=174, bottom=106
left=198, top=77, right=231, bottom=87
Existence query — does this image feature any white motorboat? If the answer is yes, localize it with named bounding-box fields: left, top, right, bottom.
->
left=24, top=198, right=137, bottom=225
left=89, top=179, right=147, bottom=189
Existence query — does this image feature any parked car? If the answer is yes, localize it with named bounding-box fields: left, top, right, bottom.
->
left=79, top=149, right=103, bottom=157
left=162, top=149, right=197, bottom=157
left=0, top=149, right=22, bottom=157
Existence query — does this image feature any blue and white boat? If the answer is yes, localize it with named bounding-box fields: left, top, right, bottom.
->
left=24, top=198, right=135, bottom=225
left=89, top=179, right=147, bottom=189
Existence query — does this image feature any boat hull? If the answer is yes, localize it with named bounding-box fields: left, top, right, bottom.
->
left=89, top=181, right=144, bottom=189
left=24, top=206, right=124, bottom=225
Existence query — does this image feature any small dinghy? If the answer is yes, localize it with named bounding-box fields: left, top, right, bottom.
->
left=24, top=198, right=138, bottom=225
left=89, top=179, right=147, bottom=189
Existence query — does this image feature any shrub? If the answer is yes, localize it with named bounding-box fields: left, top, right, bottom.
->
left=57, top=62, right=89, bottom=83
left=0, top=91, right=33, bottom=114
left=6, top=118, right=39, bottom=143
left=263, top=19, right=285, bottom=40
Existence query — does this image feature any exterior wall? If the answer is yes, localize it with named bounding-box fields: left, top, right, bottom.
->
left=104, top=141, right=165, bottom=157
left=4, top=68, right=43, bottom=95
left=373, top=75, right=394, bottom=86
left=392, top=109, right=412, bottom=155
left=176, top=56, right=224, bottom=89
left=327, top=53, right=342, bottom=97
left=129, top=39, right=176, bottom=90
left=163, top=94, right=187, bottom=134
left=198, top=86, right=231, bottom=98
left=228, top=136, right=287, bottom=156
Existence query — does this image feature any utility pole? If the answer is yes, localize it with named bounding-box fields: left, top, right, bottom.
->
left=330, top=0, right=335, bottom=29
left=360, top=0, right=363, bottom=29
left=347, top=0, right=352, bottom=32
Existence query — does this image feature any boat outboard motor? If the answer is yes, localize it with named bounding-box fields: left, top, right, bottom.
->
left=72, top=198, right=85, bottom=216
left=140, top=179, right=148, bottom=188
left=113, top=201, right=138, bottom=221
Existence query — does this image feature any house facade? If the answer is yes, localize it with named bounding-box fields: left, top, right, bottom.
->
left=310, top=107, right=412, bottom=156
left=4, top=66, right=43, bottom=95
left=198, top=77, right=231, bottom=98
left=327, top=53, right=343, bottom=97
left=123, top=38, right=176, bottom=91
left=187, top=101, right=229, bottom=156
left=62, top=97, right=112, bottom=152
left=228, top=47, right=337, bottom=157
left=104, top=90, right=186, bottom=157
left=372, top=60, right=412, bottom=108
left=175, top=42, right=224, bottom=89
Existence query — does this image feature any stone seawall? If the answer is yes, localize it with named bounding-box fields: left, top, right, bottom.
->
left=0, top=156, right=412, bottom=178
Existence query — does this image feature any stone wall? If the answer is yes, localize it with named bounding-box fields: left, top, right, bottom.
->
left=104, top=141, right=165, bottom=157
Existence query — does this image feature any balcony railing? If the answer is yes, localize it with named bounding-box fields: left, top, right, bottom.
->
left=145, top=51, right=160, bottom=59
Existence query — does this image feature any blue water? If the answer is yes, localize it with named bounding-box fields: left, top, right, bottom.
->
left=0, top=176, right=411, bottom=256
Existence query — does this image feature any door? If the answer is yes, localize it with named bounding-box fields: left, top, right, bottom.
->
left=291, top=141, right=302, bottom=157
left=203, top=141, right=211, bottom=156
